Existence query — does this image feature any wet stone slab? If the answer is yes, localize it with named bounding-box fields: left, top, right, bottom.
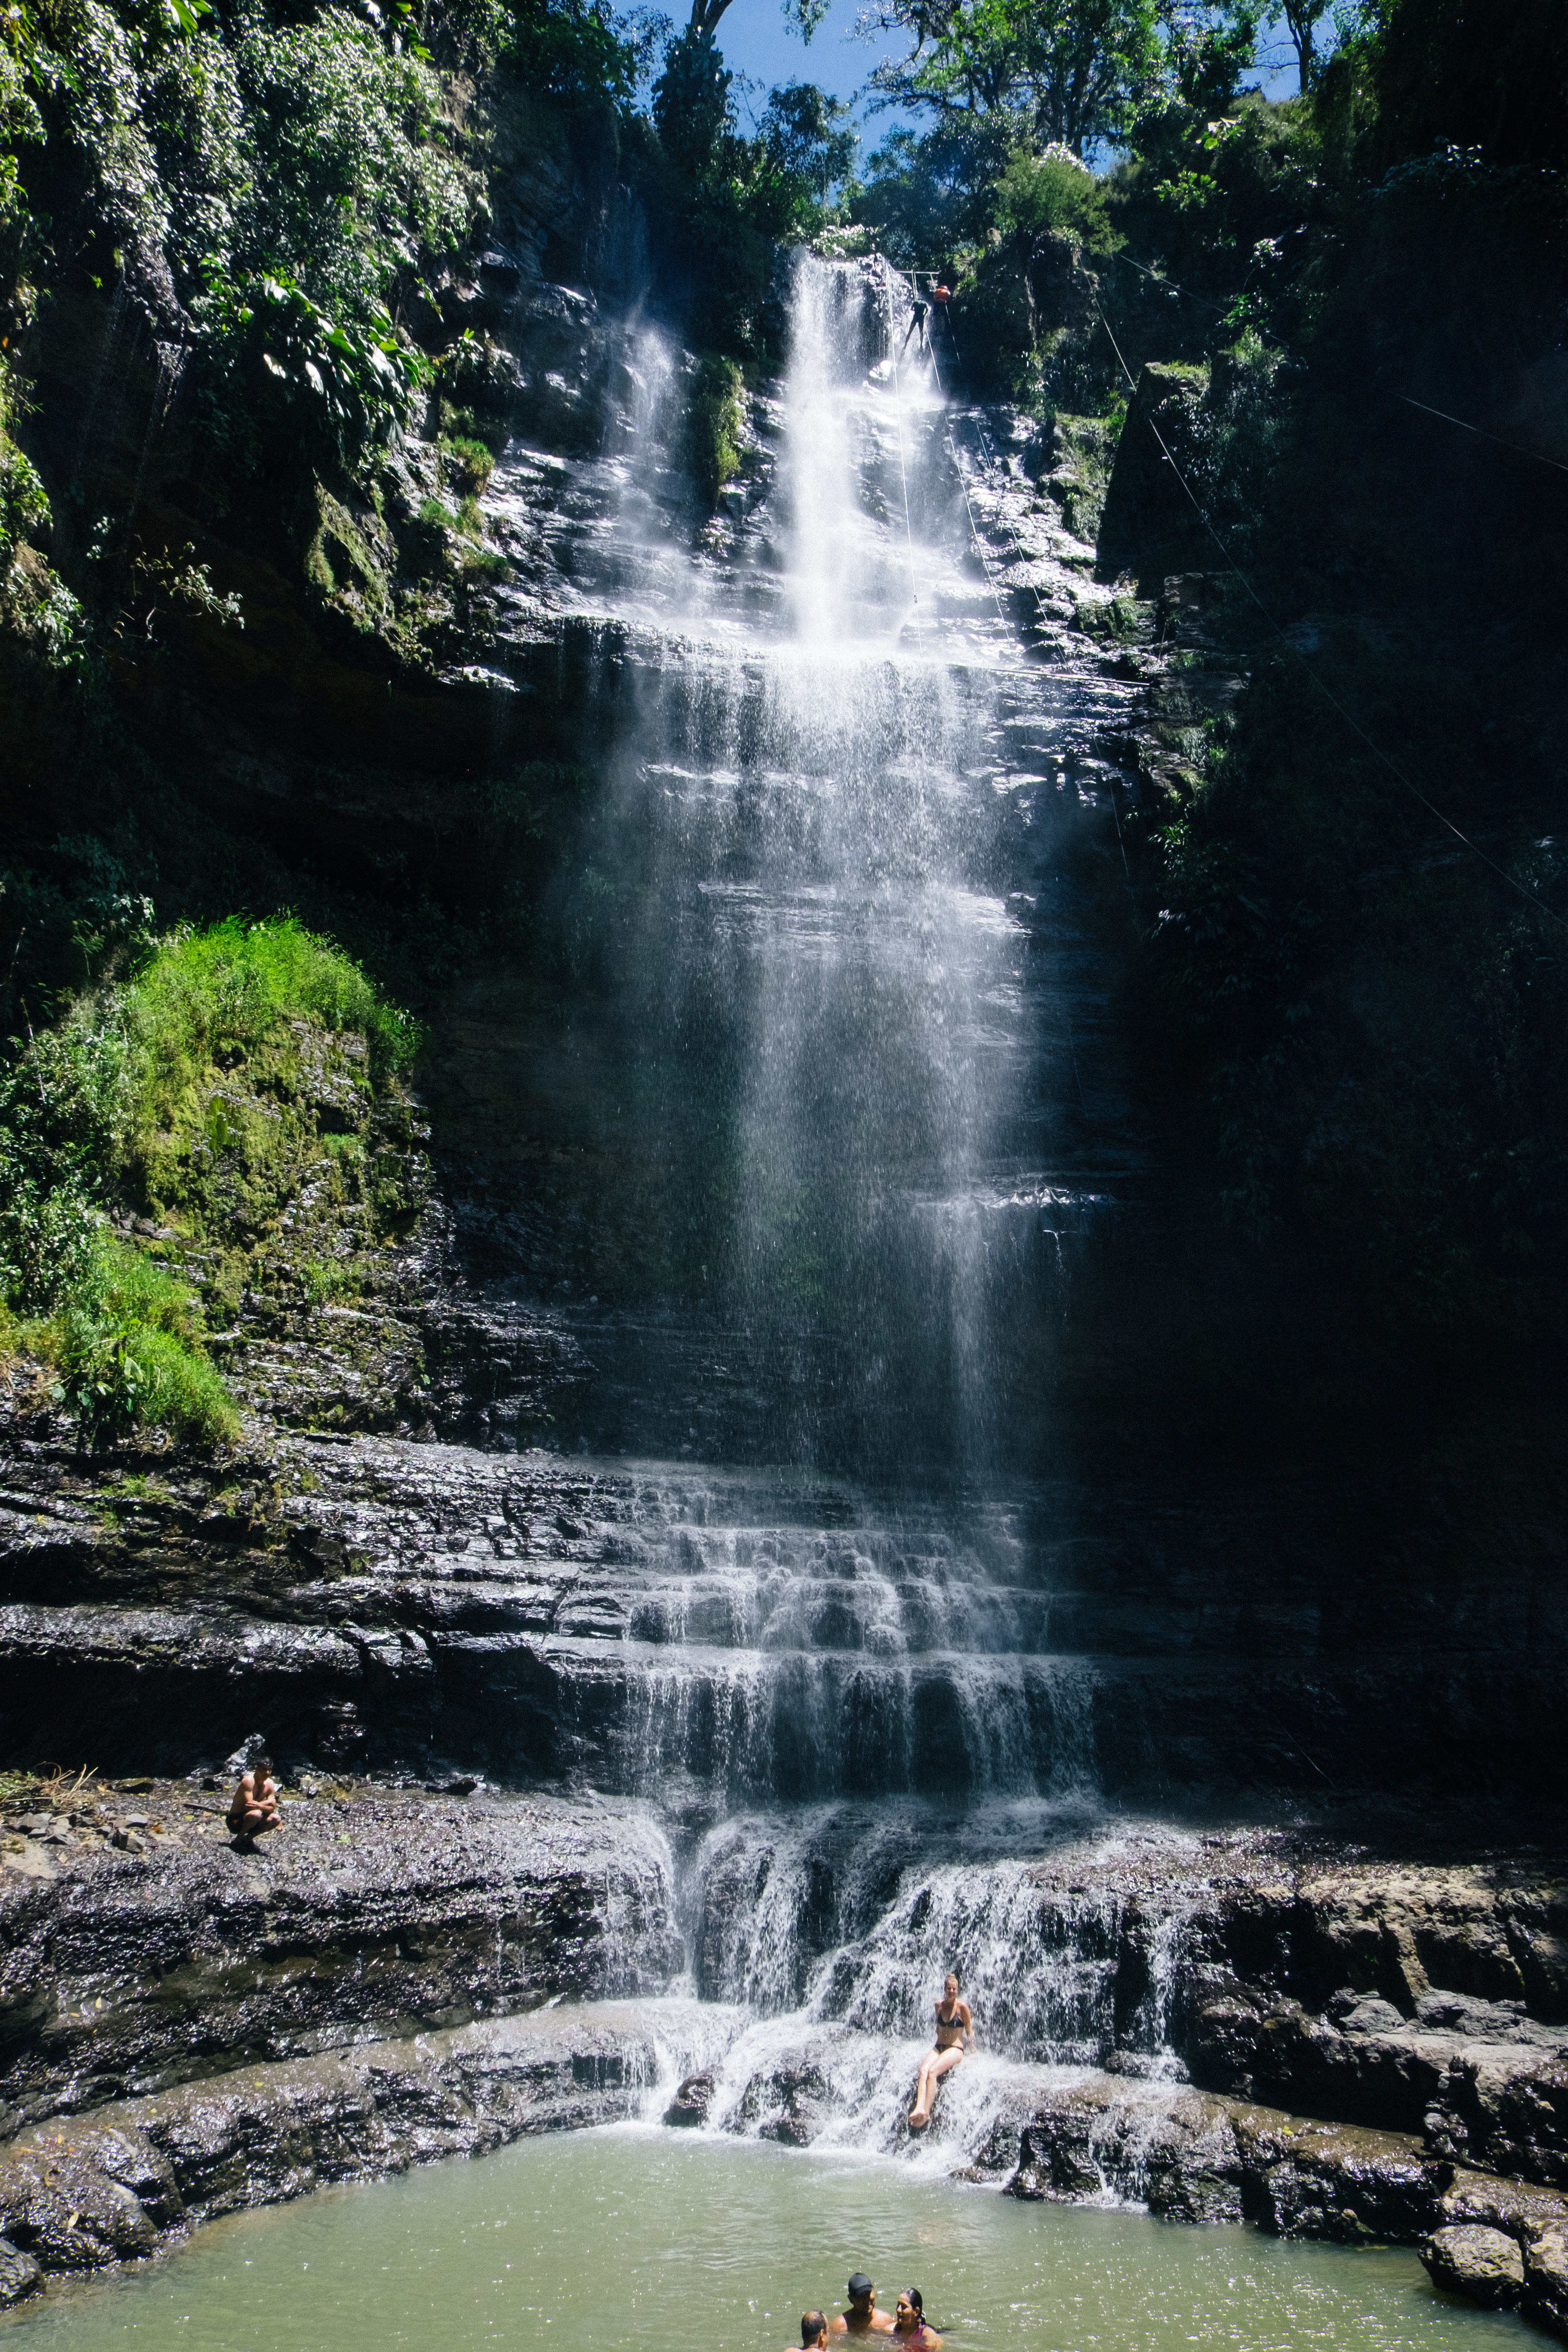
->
left=0, top=1998, right=741, bottom=2300
left=0, top=1781, right=679, bottom=2137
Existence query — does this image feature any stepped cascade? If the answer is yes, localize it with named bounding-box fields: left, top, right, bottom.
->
left=2, top=0, right=1568, bottom=2317
left=403, top=257, right=1162, bottom=1847
left=2, top=247, right=1565, bottom=2278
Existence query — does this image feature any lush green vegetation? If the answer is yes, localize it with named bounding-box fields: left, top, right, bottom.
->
left=0, top=0, right=1563, bottom=1453
left=0, top=916, right=418, bottom=1449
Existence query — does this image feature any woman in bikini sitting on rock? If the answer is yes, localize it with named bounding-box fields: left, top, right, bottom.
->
left=908, top=1972, right=973, bottom=2131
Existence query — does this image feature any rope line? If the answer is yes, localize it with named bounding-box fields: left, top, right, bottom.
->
left=1090, top=295, right=1567, bottom=931
left=1395, top=392, right=1568, bottom=479
left=1106, top=245, right=1232, bottom=318
left=888, top=313, right=923, bottom=652
left=911, top=279, right=1015, bottom=638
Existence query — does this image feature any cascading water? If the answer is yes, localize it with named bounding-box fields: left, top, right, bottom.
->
left=475, top=254, right=1175, bottom=2168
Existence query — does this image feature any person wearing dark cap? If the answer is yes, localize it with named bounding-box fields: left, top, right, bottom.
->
left=831, top=2274, right=893, bottom=2334
left=894, top=2289, right=942, bottom=2348
left=794, top=2315, right=830, bottom=2350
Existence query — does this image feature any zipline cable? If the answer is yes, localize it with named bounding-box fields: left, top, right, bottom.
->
left=1395, top=392, right=1568, bottom=480
left=914, top=285, right=1025, bottom=640
left=888, top=270, right=924, bottom=650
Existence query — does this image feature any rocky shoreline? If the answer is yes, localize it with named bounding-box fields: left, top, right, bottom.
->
left=1, top=1787, right=1567, bottom=2330
left=0, top=1997, right=735, bottom=2307
left=0, top=1778, right=679, bottom=2142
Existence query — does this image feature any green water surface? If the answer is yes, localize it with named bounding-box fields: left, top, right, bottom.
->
left=2, top=2127, right=1529, bottom=2352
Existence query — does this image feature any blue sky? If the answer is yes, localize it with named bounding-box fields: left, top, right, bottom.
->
left=707, top=0, right=1307, bottom=158
left=711, top=0, right=912, bottom=141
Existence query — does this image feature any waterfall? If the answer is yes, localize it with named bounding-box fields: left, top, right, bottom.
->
left=502, top=252, right=1128, bottom=1475
left=450, top=255, right=1164, bottom=1821
left=469, top=256, right=1172, bottom=2170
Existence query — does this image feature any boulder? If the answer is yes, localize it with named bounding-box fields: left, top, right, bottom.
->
left=1235, top=2112, right=1445, bottom=2243
left=1009, top=2117, right=1103, bottom=2201
left=662, top=2070, right=716, bottom=2128
left=0, top=2240, right=41, bottom=2305
left=737, top=2059, right=833, bottom=2148
left=1421, top=2225, right=1525, bottom=2307
left=1525, top=2225, right=1568, bottom=2341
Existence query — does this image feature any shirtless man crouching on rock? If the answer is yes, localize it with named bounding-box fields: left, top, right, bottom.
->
left=908, top=1972, right=973, bottom=2131
left=226, top=1755, right=281, bottom=1843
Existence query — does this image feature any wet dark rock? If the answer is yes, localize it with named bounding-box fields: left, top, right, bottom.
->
left=0, top=1782, right=679, bottom=2135
left=1167, top=1855, right=1568, bottom=2186
left=0, top=2001, right=737, bottom=2287
left=1010, top=2115, right=1106, bottom=2201
left=740, top=2058, right=832, bottom=2147
left=0, top=2238, right=40, bottom=2303
left=1008, top=2084, right=1244, bottom=2222
left=662, top=2069, right=715, bottom=2127
left=1237, top=2110, right=1446, bottom=2242
left=1004, top=2082, right=1550, bottom=2256
left=1422, top=2224, right=1525, bottom=2306
left=1526, top=2227, right=1568, bottom=2340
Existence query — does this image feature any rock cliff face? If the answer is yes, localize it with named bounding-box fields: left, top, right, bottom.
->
left=3, top=115, right=1568, bottom=2339
left=0, top=1781, right=679, bottom=2138
left=2, top=1406, right=1564, bottom=1803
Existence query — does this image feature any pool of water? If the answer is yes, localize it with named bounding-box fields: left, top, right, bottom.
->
left=2, top=2127, right=1529, bottom=2352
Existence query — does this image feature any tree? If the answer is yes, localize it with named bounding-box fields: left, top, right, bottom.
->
left=1280, top=0, right=1325, bottom=91
left=867, top=0, right=1256, bottom=157
left=760, top=79, right=856, bottom=203
left=652, top=24, right=734, bottom=178
left=687, top=0, right=828, bottom=42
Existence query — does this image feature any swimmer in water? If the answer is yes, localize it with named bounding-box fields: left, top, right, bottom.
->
left=893, top=2290, right=942, bottom=2348
left=831, top=2274, right=894, bottom=2335
left=794, top=2315, right=830, bottom=2351
left=908, top=1971, right=973, bottom=2130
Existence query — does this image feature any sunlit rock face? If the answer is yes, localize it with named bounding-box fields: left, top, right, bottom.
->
left=3, top=258, right=1568, bottom=2288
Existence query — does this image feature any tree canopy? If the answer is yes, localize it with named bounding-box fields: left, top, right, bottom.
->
left=866, top=0, right=1260, bottom=157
